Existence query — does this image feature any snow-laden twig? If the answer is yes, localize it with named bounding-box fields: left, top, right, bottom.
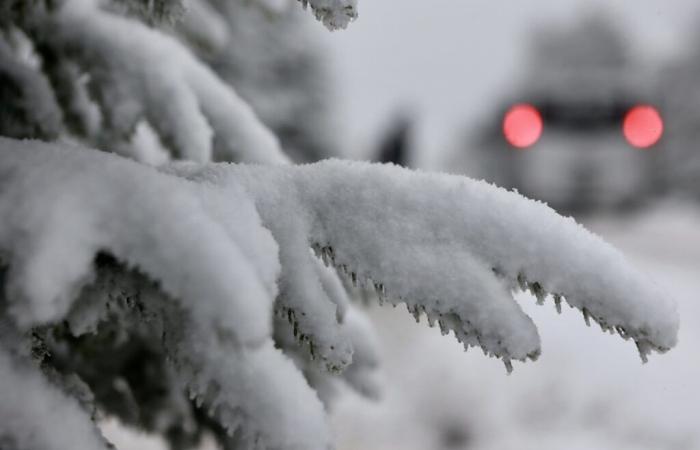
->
left=178, top=160, right=679, bottom=368
left=35, top=0, right=287, bottom=164
left=0, top=34, right=62, bottom=139
left=167, top=161, right=359, bottom=372
left=67, top=260, right=333, bottom=450
left=0, top=138, right=277, bottom=344
left=0, top=345, right=109, bottom=450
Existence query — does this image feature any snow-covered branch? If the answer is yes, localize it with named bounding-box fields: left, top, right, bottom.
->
left=0, top=34, right=62, bottom=140
left=173, top=159, right=679, bottom=369
left=0, top=138, right=277, bottom=343
left=0, top=346, right=109, bottom=450
left=68, top=261, right=332, bottom=450
left=0, top=131, right=680, bottom=449
left=35, top=0, right=287, bottom=164
left=0, top=0, right=684, bottom=448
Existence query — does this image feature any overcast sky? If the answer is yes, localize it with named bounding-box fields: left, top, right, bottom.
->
left=312, top=0, right=698, bottom=165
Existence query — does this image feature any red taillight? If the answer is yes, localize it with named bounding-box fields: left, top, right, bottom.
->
left=503, top=103, right=543, bottom=149
left=623, top=105, right=663, bottom=149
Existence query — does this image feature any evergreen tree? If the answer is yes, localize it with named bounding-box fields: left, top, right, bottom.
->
left=0, top=1, right=679, bottom=449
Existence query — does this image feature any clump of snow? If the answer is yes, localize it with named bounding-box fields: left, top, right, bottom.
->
left=0, top=138, right=277, bottom=345
left=298, top=0, right=358, bottom=30
left=40, top=0, right=287, bottom=164
left=112, top=0, right=185, bottom=23
left=338, top=306, right=382, bottom=398
left=69, top=256, right=332, bottom=450
left=167, top=160, right=354, bottom=372
left=175, top=159, right=679, bottom=368
left=0, top=35, right=62, bottom=140
left=177, top=0, right=230, bottom=53
left=0, top=346, right=109, bottom=450
left=181, top=338, right=332, bottom=450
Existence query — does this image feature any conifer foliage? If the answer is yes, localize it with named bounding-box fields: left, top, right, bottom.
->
left=0, top=1, right=678, bottom=449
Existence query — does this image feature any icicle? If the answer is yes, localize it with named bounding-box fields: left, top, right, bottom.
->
left=324, top=246, right=335, bottom=265
left=582, top=307, right=591, bottom=327
left=635, top=340, right=650, bottom=363
left=350, top=271, right=357, bottom=287
left=517, top=272, right=527, bottom=291
left=616, top=325, right=630, bottom=340
left=503, top=359, right=513, bottom=374
left=527, top=349, right=540, bottom=361
left=411, top=307, right=421, bottom=323
left=597, top=319, right=606, bottom=333
left=438, top=319, right=448, bottom=336
left=553, top=294, right=562, bottom=314
left=530, top=282, right=545, bottom=305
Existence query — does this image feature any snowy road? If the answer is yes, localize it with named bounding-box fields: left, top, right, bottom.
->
left=333, top=201, right=700, bottom=450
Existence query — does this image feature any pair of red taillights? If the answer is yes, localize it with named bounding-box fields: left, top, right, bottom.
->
left=502, top=103, right=664, bottom=149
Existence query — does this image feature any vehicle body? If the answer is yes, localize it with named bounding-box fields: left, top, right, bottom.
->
left=450, top=15, right=669, bottom=215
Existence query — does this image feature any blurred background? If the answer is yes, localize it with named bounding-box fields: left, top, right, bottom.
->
left=107, top=0, right=700, bottom=448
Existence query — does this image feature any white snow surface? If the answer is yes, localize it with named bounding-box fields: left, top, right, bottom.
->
left=0, top=35, right=62, bottom=139
left=299, top=0, right=358, bottom=30
left=0, top=346, right=108, bottom=450
left=182, top=338, right=333, bottom=450
left=0, top=138, right=277, bottom=344
left=174, top=158, right=679, bottom=365
left=66, top=253, right=330, bottom=450
left=46, top=0, right=287, bottom=164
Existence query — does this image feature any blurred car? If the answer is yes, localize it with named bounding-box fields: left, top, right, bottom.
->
left=450, top=14, right=668, bottom=215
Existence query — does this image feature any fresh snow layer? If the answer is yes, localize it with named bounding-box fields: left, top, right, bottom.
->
left=298, top=0, right=358, bottom=30
left=44, top=0, right=288, bottom=164
left=0, top=346, right=109, bottom=450
left=0, top=138, right=277, bottom=345
left=173, top=158, right=679, bottom=366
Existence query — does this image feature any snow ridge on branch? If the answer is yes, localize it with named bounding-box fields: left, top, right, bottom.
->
left=172, top=159, right=680, bottom=369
